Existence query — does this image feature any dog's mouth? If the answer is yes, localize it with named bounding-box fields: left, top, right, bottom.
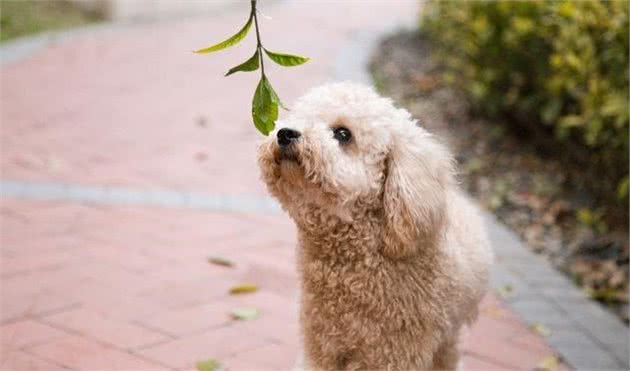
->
left=275, top=148, right=300, bottom=165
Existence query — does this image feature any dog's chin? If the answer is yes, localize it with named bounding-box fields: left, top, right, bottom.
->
left=268, top=147, right=305, bottom=188
left=278, top=157, right=303, bottom=180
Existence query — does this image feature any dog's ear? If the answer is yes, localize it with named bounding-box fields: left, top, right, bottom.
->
left=382, top=126, right=454, bottom=259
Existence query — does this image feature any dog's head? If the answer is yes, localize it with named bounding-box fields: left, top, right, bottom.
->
left=258, top=83, right=454, bottom=257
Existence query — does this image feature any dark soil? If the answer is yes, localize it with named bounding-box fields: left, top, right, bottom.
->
left=370, top=32, right=629, bottom=323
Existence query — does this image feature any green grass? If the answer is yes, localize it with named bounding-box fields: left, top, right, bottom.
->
left=0, top=0, right=103, bottom=42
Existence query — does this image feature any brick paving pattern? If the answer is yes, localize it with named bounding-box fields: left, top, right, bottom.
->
left=1, top=1, right=567, bottom=370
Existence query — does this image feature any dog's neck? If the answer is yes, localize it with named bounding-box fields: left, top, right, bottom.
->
left=290, top=201, right=383, bottom=261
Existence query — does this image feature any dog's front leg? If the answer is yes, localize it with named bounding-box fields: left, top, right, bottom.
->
left=430, top=336, right=460, bottom=371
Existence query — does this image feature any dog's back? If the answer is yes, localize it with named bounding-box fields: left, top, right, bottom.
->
left=443, top=190, right=494, bottom=325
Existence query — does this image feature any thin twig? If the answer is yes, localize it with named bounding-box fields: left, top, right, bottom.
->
left=251, top=0, right=266, bottom=77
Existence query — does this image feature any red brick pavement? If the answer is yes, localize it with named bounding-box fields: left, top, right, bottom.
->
left=1, top=200, right=564, bottom=370
left=1, top=1, right=566, bottom=370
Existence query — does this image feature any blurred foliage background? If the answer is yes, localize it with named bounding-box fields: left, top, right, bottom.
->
left=0, top=0, right=103, bottom=42
left=422, top=0, right=629, bottom=223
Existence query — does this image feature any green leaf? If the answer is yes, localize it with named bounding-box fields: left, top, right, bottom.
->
left=229, top=283, right=258, bottom=294
left=252, top=77, right=279, bottom=136
left=264, top=48, right=309, bottom=66
left=196, top=358, right=220, bottom=371
left=225, top=50, right=260, bottom=76
left=230, top=307, right=260, bottom=321
left=266, top=78, right=287, bottom=110
left=194, top=15, right=252, bottom=53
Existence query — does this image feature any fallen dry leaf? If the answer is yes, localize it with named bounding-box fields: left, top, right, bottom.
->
left=488, top=194, right=504, bottom=211
left=197, top=116, right=209, bottom=127
left=229, top=283, right=258, bottom=295
left=497, top=284, right=514, bottom=298
left=208, top=257, right=234, bottom=268
left=230, top=307, right=260, bottom=321
left=535, top=354, right=561, bottom=371
left=411, top=72, right=441, bottom=91
left=195, top=152, right=208, bottom=162
left=530, top=322, right=552, bottom=337
left=481, top=306, right=506, bottom=319
left=196, top=358, right=220, bottom=371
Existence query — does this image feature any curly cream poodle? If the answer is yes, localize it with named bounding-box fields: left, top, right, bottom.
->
left=258, top=82, right=493, bottom=370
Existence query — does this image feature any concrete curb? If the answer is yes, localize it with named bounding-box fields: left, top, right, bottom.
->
left=0, top=179, right=281, bottom=214
left=333, top=24, right=629, bottom=371
left=485, top=211, right=628, bottom=369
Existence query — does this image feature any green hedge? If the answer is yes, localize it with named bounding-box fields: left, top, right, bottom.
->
left=422, top=0, right=629, bottom=208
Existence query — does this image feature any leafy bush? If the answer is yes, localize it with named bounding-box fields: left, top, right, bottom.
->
left=0, top=1, right=103, bottom=42
left=421, top=0, right=629, bottom=212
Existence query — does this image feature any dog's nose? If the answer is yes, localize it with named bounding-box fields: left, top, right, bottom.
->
left=277, top=128, right=301, bottom=147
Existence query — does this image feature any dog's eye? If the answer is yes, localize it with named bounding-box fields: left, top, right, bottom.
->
left=333, top=127, right=352, bottom=143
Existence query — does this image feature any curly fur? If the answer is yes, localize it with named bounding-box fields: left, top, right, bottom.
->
left=258, top=83, right=493, bottom=370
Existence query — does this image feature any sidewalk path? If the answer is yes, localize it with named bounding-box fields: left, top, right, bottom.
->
left=2, top=1, right=571, bottom=370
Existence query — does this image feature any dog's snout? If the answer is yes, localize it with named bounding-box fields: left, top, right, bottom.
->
left=277, top=128, right=301, bottom=147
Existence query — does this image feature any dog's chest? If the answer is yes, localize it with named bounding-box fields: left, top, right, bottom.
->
left=299, top=257, right=435, bottom=368
left=300, top=254, right=423, bottom=326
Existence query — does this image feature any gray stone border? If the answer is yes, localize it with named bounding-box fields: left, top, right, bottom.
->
left=334, top=25, right=629, bottom=370
left=0, top=179, right=281, bottom=214
left=486, top=212, right=628, bottom=369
